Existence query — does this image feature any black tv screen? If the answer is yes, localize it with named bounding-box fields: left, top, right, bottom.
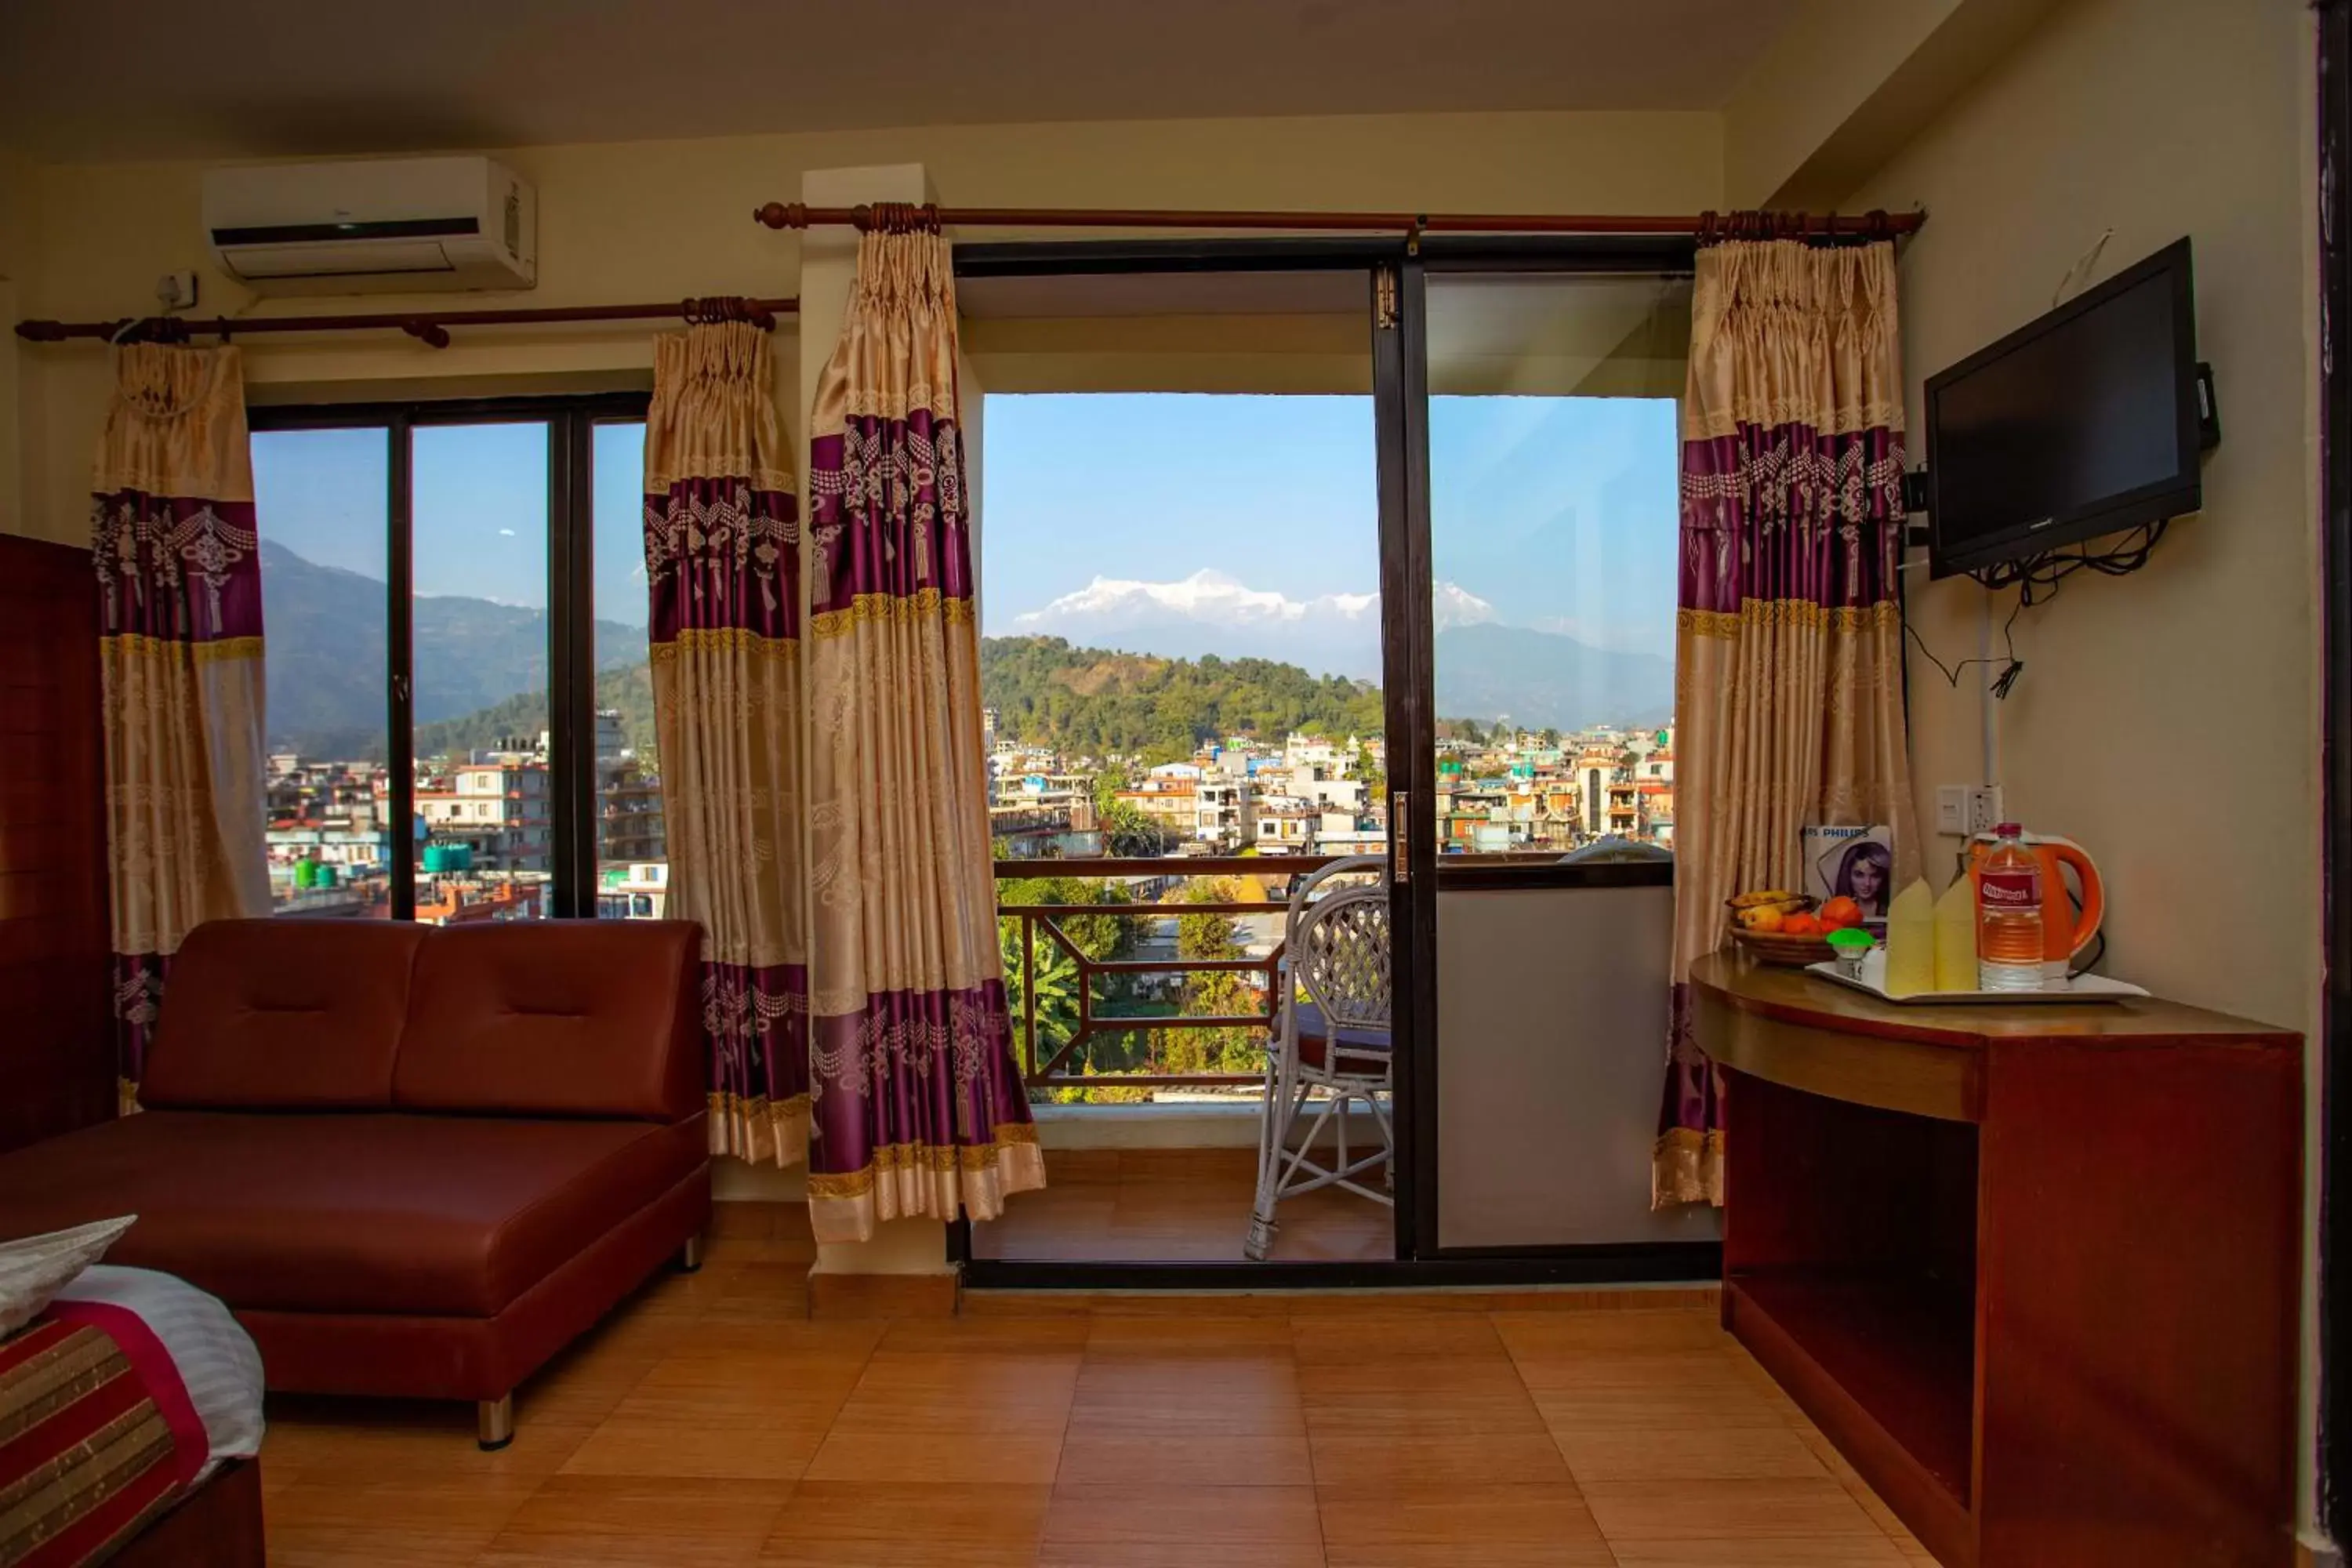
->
left=1926, top=238, right=2201, bottom=578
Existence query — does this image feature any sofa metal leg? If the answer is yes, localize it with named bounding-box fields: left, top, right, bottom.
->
left=680, top=1235, right=703, bottom=1274
left=477, top=1394, right=514, bottom=1451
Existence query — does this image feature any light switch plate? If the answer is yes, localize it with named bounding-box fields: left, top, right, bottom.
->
left=1935, top=786, right=1968, bottom=836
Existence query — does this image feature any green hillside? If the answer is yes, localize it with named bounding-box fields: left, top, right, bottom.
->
left=414, top=662, right=655, bottom=763
left=980, top=636, right=1384, bottom=762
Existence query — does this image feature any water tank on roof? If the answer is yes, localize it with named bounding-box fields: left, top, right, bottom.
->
left=423, top=843, right=474, bottom=873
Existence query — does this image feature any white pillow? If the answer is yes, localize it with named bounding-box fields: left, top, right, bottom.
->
left=0, top=1217, right=137, bottom=1338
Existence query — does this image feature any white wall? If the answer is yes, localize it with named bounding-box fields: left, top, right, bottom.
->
left=3, top=107, right=1721, bottom=548
left=1842, top=0, right=2321, bottom=1531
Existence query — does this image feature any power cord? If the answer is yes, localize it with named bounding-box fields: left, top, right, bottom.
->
left=1906, top=517, right=2169, bottom=700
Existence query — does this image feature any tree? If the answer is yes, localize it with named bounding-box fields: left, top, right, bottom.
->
left=998, top=876, right=1131, bottom=963
left=1162, top=878, right=1266, bottom=1077
left=1090, top=771, right=1169, bottom=858
left=1000, top=919, right=1080, bottom=1074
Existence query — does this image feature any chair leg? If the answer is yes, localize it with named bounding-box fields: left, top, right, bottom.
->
left=1246, top=1062, right=1294, bottom=1261
left=477, top=1394, right=514, bottom=1451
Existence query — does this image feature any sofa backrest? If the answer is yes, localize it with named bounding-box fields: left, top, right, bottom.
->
left=141, top=920, right=428, bottom=1110
left=390, top=920, right=702, bottom=1122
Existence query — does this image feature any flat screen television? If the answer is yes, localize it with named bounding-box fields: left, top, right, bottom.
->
left=1925, top=237, right=2201, bottom=579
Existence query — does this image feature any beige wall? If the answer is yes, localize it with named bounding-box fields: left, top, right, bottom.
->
left=1843, top=0, right=2321, bottom=1528
left=3, top=107, right=1720, bottom=546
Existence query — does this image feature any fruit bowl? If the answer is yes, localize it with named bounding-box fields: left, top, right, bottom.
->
left=1730, top=927, right=1840, bottom=967
left=1724, top=894, right=1831, bottom=967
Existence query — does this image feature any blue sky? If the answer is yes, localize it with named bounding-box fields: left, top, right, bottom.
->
left=252, top=392, right=1676, bottom=660
left=981, top=391, right=1678, bottom=659
left=252, top=420, right=649, bottom=627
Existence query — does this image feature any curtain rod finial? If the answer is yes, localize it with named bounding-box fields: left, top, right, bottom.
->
left=753, top=201, right=792, bottom=230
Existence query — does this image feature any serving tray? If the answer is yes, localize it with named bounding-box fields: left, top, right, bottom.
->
left=1805, top=948, right=2148, bottom=1005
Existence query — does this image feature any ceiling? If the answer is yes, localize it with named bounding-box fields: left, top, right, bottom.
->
left=0, top=0, right=1797, bottom=162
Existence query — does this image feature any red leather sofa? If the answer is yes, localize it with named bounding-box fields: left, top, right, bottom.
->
left=0, top=917, right=712, bottom=1447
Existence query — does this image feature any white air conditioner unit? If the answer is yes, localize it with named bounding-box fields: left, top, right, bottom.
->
left=202, top=156, right=536, bottom=294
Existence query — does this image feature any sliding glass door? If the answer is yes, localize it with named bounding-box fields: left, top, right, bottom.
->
left=1404, top=264, right=1716, bottom=1258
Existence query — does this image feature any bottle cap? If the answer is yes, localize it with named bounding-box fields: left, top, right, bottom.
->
left=1994, top=822, right=2022, bottom=835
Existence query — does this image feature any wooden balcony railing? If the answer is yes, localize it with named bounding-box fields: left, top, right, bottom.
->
left=996, top=853, right=1345, bottom=1093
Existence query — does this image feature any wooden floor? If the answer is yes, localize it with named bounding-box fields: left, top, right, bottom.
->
left=259, top=1214, right=1935, bottom=1566
left=970, top=1146, right=1393, bottom=1264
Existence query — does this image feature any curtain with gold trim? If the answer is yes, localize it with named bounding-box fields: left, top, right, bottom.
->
left=91, top=343, right=270, bottom=1110
left=1654, top=240, right=1919, bottom=1207
left=802, top=224, right=1044, bottom=1244
left=644, top=321, right=811, bottom=1166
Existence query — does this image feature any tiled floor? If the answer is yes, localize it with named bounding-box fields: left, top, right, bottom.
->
left=969, top=1146, right=1395, bottom=1263
left=259, top=1213, right=1935, bottom=1566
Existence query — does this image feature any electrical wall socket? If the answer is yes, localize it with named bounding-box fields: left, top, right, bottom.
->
left=1936, top=785, right=2006, bottom=837
left=1965, top=785, right=2005, bottom=836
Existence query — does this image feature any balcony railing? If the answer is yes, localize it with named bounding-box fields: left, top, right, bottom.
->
left=996, top=853, right=1342, bottom=1095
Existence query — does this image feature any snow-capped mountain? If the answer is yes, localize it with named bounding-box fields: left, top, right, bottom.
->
left=997, top=568, right=1672, bottom=729
left=1007, top=570, right=1501, bottom=679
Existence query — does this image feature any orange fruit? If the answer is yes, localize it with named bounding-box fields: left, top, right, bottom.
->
left=1738, top=904, right=1785, bottom=934
left=1780, top=913, right=1823, bottom=936
left=1819, top=896, right=1864, bottom=931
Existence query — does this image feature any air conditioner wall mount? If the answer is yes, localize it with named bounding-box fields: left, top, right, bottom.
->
left=202, top=156, right=536, bottom=295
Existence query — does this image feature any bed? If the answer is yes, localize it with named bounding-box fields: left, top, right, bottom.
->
left=2, top=1265, right=266, bottom=1568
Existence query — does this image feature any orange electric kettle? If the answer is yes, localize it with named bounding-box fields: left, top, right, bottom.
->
left=1965, top=829, right=2105, bottom=980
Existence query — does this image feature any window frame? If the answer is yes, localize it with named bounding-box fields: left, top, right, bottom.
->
left=249, top=389, right=652, bottom=920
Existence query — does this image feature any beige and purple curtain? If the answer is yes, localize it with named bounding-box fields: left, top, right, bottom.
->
left=644, top=321, right=811, bottom=1166
left=1655, top=239, right=1919, bottom=1207
left=804, top=217, right=1044, bottom=1243
left=91, top=342, right=270, bottom=1110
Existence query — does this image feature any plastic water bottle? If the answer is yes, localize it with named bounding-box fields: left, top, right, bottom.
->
left=1976, top=823, right=2045, bottom=992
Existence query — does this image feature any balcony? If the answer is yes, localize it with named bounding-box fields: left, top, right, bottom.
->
left=977, top=847, right=1702, bottom=1269
left=996, top=852, right=1330, bottom=1098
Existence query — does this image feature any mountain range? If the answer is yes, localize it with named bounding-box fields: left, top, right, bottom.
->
left=260, top=540, right=645, bottom=758
left=260, top=547, right=1673, bottom=761
left=1005, top=568, right=1672, bottom=731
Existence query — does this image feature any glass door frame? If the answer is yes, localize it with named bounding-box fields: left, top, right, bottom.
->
left=249, top=390, right=650, bottom=921
left=1397, top=241, right=1703, bottom=1269
left=949, top=235, right=1715, bottom=1287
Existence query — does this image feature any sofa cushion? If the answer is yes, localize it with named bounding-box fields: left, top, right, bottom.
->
left=0, top=1111, right=708, bottom=1317
left=141, top=920, right=427, bottom=1111
left=392, top=920, right=702, bottom=1122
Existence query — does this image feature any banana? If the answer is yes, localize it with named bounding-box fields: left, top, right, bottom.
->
left=1729, top=889, right=1798, bottom=909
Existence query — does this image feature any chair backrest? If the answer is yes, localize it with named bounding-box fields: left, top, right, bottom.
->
left=1281, top=854, right=1388, bottom=930
left=1290, top=882, right=1392, bottom=1034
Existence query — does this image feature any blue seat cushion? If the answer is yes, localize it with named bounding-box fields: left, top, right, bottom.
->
left=1289, top=1000, right=1392, bottom=1076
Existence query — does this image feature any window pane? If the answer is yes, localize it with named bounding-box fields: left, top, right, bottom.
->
left=590, top=420, right=666, bottom=919
left=411, top=422, right=553, bottom=922
left=1425, top=274, right=1688, bottom=860
left=252, top=427, right=391, bottom=916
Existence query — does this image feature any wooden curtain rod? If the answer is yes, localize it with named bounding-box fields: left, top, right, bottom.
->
left=13, top=295, right=800, bottom=348
left=750, top=201, right=1922, bottom=241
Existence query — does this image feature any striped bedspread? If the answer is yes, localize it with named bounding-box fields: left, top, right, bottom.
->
left=0, top=1299, right=207, bottom=1568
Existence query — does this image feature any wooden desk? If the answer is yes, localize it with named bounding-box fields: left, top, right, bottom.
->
left=1692, top=952, right=2302, bottom=1568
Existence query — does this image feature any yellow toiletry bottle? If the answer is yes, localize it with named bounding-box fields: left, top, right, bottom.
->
left=1884, top=879, right=1936, bottom=998
left=1934, top=873, right=1979, bottom=993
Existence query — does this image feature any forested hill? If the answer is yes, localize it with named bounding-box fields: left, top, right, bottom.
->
left=980, top=637, right=1384, bottom=762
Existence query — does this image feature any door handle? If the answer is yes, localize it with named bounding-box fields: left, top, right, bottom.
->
left=1392, top=790, right=1409, bottom=883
